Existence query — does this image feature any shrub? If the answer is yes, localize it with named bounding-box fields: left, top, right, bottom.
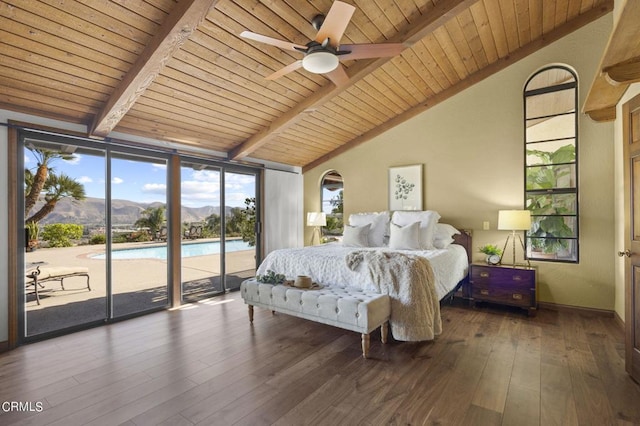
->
left=89, top=234, right=106, bottom=245
left=41, top=223, right=83, bottom=248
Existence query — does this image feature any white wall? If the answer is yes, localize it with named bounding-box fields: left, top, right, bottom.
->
left=263, top=169, right=303, bottom=256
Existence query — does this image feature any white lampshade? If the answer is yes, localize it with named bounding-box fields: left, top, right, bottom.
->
left=302, top=52, right=339, bottom=74
left=498, top=210, right=531, bottom=231
left=307, top=212, right=327, bottom=227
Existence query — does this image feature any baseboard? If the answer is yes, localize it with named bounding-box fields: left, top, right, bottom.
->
left=0, top=340, right=8, bottom=353
left=538, top=301, right=614, bottom=317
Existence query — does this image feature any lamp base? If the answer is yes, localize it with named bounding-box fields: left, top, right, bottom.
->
left=499, top=231, right=531, bottom=268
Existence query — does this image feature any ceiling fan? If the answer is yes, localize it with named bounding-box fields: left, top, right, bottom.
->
left=240, top=1, right=404, bottom=86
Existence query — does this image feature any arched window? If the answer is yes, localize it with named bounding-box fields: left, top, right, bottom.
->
left=524, top=65, right=578, bottom=262
left=321, top=170, right=343, bottom=240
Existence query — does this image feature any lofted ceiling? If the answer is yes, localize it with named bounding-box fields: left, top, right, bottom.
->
left=0, top=0, right=614, bottom=171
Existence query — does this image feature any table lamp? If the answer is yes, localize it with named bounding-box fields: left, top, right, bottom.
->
left=498, top=210, right=531, bottom=267
left=307, top=212, right=326, bottom=245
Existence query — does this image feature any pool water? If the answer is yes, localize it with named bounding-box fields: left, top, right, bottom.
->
left=92, top=240, right=252, bottom=260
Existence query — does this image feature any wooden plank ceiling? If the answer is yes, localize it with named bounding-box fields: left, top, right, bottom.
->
left=0, top=0, right=613, bottom=170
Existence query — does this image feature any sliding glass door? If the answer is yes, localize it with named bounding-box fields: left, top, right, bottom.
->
left=110, top=153, right=169, bottom=317
left=179, top=164, right=261, bottom=300
left=224, top=171, right=258, bottom=291
left=23, top=141, right=108, bottom=336
left=180, top=161, right=223, bottom=301
left=17, top=130, right=261, bottom=340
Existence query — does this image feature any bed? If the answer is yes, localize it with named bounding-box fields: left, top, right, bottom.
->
left=251, top=211, right=472, bottom=343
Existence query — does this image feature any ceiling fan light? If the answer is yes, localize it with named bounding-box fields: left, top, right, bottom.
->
left=302, top=51, right=339, bottom=74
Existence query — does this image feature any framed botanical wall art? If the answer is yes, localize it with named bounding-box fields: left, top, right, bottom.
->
left=389, top=164, right=423, bottom=211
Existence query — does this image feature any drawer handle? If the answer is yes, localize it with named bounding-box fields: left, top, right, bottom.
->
left=480, top=272, right=489, bottom=278
left=512, top=275, right=522, bottom=281
left=512, top=293, right=523, bottom=300
left=480, top=289, right=489, bottom=295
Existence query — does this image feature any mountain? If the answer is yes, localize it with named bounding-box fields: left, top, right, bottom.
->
left=30, top=197, right=230, bottom=227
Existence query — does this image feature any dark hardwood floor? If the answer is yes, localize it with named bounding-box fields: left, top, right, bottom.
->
left=1, top=295, right=639, bottom=425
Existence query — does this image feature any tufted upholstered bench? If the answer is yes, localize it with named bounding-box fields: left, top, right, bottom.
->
left=240, top=278, right=391, bottom=358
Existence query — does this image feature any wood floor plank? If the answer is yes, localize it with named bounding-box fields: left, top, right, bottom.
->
left=1, top=297, right=639, bottom=425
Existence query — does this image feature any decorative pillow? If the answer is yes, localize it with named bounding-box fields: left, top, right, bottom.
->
left=388, top=222, right=421, bottom=250
left=342, top=224, right=371, bottom=247
left=349, top=211, right=390, bottom=247
left=392, top=210, right=441, bottom=249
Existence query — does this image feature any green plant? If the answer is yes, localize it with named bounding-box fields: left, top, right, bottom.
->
left=478, top=244, right=502, bottom=255
left=25, top=221, right=39, bottom=240
left=256, top=270, right=286, bottom=285
left=41, top=223, right=83, bottom=247
left=526, top=144, right=576, bottom=255
left=89, top=234, right=106, bottom=245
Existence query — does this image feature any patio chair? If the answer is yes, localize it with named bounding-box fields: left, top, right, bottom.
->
left=26, top=265, right=91, bottom=305
left=187, top=225, right=202, bottom=239
left=158, top=226, right=168, bottom=241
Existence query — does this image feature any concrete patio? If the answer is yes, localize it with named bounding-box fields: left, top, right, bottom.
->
left=23, top=239, right=256, bottom=336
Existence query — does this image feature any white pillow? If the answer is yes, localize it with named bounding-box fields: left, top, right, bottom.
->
left=433, top=223, right=460, bottom=249
left=434, top=223, right=461, bottom=240
left=342, top=224, right=371, bottom=247
left=388, top=222, right=421, bottom=250
left=392, top=210, right=441, bottom=249
left=433, top=236, right=455, bottom=249
left=349, top=211, right=389, bottom=247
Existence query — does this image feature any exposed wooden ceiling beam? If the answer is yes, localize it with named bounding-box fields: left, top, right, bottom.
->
left=303, top=2, right=613, bottom=172
left=604, top=56, right=640, bottom=84
left=584, top=0, right=640, bottom=122
left=228, top=0, right=480, bottom=161
left=89, top=0, right=218, bottom=137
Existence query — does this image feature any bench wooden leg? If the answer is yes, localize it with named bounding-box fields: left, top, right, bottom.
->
left=381, top=322, right=388, bottom=344
left=361, top=333, right=370, bottom=359
left=248, top=305, right=254, bottom=323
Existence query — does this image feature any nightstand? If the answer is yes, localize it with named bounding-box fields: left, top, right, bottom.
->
left=469, top=263, right=537, bottom=316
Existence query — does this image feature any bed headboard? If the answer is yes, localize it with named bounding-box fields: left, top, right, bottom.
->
left=453, top=229, right=472, bottom=264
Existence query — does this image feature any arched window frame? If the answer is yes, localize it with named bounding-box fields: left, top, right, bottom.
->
left=320, top=170, right=343, bottom=240
left=524, top=65, right=579, bottom=263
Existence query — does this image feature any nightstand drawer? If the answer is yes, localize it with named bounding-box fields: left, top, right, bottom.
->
left=471, top=284, right=532, bottom=307
left=470, top=267, right=534, bottom=289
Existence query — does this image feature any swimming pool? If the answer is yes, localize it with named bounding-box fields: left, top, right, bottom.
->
left=92, top=240, right=252, bottom=260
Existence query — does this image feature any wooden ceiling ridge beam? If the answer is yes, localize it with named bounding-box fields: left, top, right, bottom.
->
left=89, top=0, right=218, bottom=137
left=303, top=2, right=613, bottom=173
left=228, top=0, right=480, bottom=161
left=583, top=0, right=640, bottom=122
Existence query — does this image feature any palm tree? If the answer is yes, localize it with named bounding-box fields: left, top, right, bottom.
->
left=134, top=206, right=166, bottom=237
left=25, top=148, right=76, bottom=216
left=26, top=173, right=87, bottom=223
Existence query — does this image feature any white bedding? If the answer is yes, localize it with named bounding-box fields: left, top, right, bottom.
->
left=256, top=243, right=469, bottom=300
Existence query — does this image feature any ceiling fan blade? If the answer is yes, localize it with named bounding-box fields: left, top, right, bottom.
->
left=265, top=60, right=304, bottom=80
left=325, top=64, right=349, bottom=87
left=315, top=1, right=355, bottom=48
left=339, top=43, right=405, bottom=60
left=240, top=31, right=307, bottom=53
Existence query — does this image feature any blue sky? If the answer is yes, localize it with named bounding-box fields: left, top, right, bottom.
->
left=24, top=150, right=255, bottom=208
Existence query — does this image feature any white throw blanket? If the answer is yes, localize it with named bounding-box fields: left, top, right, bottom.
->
left=345, top=250, right=442, bottom=341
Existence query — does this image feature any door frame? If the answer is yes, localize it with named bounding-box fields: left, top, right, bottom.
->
left=623, top=93, right=640, bottom=383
